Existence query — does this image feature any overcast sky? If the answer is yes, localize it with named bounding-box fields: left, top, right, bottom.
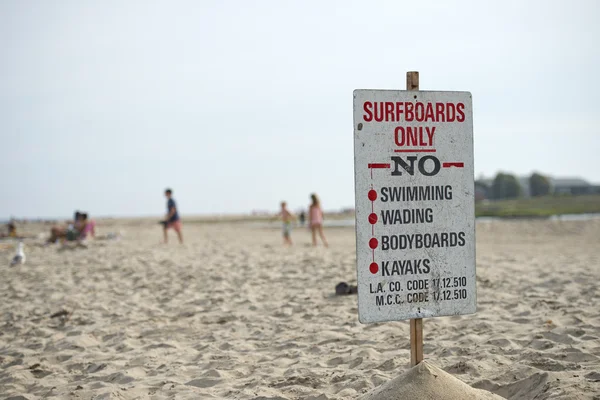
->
left=1, top=0, right=598, bottom=219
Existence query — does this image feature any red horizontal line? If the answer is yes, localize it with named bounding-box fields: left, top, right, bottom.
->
left=368, top=163, right=390, bottom=169
left=442, top=162, right=464, bottom=168
left=394, top=149, right=437, bottom=153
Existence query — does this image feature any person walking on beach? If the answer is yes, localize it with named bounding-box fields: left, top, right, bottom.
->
left=277, top=201, right=295, bottom=246
left=163, top=188, right=183, bottom=244
left=309, top=193, right=328, bottom=247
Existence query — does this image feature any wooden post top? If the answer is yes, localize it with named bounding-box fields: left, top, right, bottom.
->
left=406, top=71, right=419, bottom=91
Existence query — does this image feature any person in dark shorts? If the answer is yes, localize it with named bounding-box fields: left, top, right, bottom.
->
left=47, top=211, right=83, bottom=243
left=163, top=188, right=183, bottom=244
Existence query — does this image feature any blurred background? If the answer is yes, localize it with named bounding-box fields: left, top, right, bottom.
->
left=1, top=0, right=599, bottom=220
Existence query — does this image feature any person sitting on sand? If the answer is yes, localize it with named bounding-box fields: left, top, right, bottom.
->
left=7, top=221, right=17, bottom=237
left=78, top=213, right=96, bottom=240
left=0, top=221, right=18, bottom=238
left=47, top=211, right=87, bottom=244
left=309, top=193, right=328, bottom=247
left=2, top=220, right=38, bottom=240
left=277, top=201, right=296, bottom=246
left=163, top=188, right=183, bottom=244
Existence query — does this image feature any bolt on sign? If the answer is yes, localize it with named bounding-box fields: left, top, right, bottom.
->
left=353, top=90, right=476, bottom=323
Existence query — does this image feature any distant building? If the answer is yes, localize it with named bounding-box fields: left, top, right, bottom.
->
left=550, top=178, right=594, bottom=195
left=475, top=175, right=599, bottom=199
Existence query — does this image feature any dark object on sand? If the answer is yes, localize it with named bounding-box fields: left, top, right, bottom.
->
left=159, top=220, right=168, bottom=227
left=50, top=310, right=70, bottom=319
left=50, top=310, right=70, bottom=318
left=336, top=282, right=358, bottom=295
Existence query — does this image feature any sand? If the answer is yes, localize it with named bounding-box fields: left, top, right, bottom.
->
left=1, top=218, right=600, bottom=399
left=359, top=361, right=503, bottom=400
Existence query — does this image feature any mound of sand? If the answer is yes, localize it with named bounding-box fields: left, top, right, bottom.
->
left=360, top=361, right=504, bottom=400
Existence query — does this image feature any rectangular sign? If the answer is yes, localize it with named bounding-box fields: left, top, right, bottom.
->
left=353, top=90, right=476, bottom=323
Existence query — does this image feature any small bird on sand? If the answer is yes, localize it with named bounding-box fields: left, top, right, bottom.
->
left=10, top=242, right=25, bottom=267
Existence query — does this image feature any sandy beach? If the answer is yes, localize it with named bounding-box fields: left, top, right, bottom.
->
left=1, top=218, right=599, bottom=399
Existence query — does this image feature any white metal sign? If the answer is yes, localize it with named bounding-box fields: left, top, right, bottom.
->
left=353, top=90, right=476, bottom=323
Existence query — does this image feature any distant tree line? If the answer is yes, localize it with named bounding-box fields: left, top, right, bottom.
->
left=529, top=173, right=551, bottom=197
left=475, top=172, right=551, bottom=200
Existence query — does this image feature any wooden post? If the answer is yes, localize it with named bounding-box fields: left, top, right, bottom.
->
left=407, top=71, right=424, bottom=366
left=406, top=71, right=419, bottom=91
left=410, top=318, right=423, bottom=365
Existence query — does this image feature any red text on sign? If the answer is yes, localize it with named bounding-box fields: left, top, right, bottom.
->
left=394, top=126, right=436, bottom=148
left=362, top=102, right=465, bottom=123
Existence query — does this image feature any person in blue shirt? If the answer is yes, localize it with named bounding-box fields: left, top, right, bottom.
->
left=163, top=188, right=183, bottom=244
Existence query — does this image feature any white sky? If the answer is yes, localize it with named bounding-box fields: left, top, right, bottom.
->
left=1, top=0, right=599, bottom=218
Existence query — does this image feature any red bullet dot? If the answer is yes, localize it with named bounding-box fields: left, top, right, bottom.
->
left=369, top=238, right=378, bottom=249
left=368, top=213, right=378, bottom=224
left=368, top=190, right=377, bottom=201
left=369, top=262, right=378, bottom=274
